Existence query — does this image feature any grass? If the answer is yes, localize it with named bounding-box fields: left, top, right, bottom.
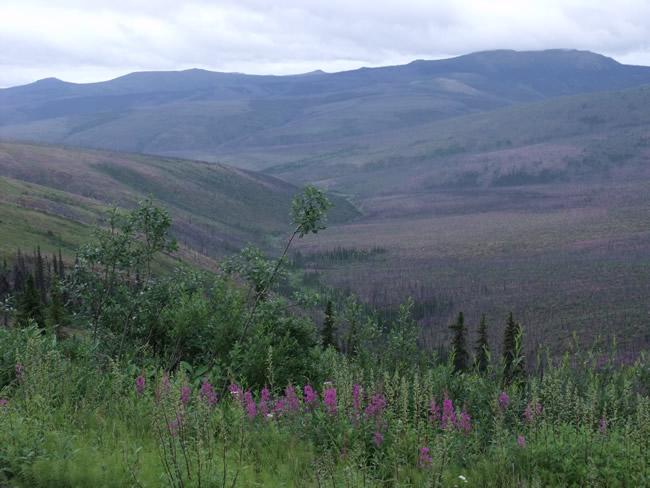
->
left=0, top=327, right=648, bottom=487
left=0, top=142, right=358, bottom=263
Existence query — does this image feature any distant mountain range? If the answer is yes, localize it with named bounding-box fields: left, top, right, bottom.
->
left=2, top=49, right=650, bottom=185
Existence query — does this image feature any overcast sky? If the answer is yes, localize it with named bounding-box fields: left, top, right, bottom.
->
left=2, top=0, right=650, bottom=88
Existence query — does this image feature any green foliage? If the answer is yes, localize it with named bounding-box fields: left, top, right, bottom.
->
left=321, top=300, right=337, bottom=350
left=291, top=184, right=332, bottom=237
left=15, top=274, right=43, bottom=328
left=475, top=314, right=490, bottom=372
left=503, top=312, right=525, bottom=384
left=450, top=311, right=469, bottom=372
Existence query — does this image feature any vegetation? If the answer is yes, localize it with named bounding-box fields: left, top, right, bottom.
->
left=0, top=191, right=648, bottom=486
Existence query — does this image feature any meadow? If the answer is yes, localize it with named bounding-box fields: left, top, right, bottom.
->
left=1, top=325, right=648, bottom=487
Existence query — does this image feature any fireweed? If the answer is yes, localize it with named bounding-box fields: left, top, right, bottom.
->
left=498, top=391, right=510, bottom=411
left=200, top=379, right=218, bottom=406
left=323, top=387, right=337, bottom=415
left=135, top=375, right=146, bottom=396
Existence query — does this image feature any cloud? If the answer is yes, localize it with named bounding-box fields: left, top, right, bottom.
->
left=1, top=0, right=650, bottom=87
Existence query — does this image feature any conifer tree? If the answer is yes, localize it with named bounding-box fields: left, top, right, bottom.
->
left=321, top=300, right=337, bottom=350
left=16, top=274, right=44, bottom=328
left=46, top=277, right=66, bottom=332
left=58, top=249, right=65, bottom=279
left=449, top=311, right=468, bottom=372
left=13, top=249, right=26, bottom=293
left=34, top=246, right=46, bottom=303
left=503, top=312, right=525, bottom=383
left=475, top=313, right=490, bottom=372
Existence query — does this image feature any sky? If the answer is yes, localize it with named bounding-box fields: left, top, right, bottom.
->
left=1, top=0, right=650, bottom=88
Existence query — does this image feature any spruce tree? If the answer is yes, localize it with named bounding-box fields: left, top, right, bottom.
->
left=475, top=313, right=490, bottom=372
left=503, top=312, right=525, bottom=383
left=16, top=274, right=44, bottom=328
left=321, top=300, right=337, bottom=350
left=34, top=246, right=46, bottom=303
left=46, top=277, right=66, bottom=332
left=58, top=249, right=65, bottom=279
left=449, top=311, right=468, bottom=372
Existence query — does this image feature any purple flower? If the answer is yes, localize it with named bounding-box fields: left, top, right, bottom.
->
left=498, top=391, right=510, bottom=411
left=155, top=373, right=171, bottom=402
left=429, top=398, right=440, bottom=426
left=599, top=416, right=607, bottom=434
left=200, top=379, right=218, bottom=406
left=244, top=390, right=257, bottom=419
left=168, top=414, right=183, bottom=437
left=524, top=401, right=542, bottom=424
left=517, top=435, right=526, bottom=448
left=353, top=384, right=362, bottom=416
left=135, top=375, right=146, bottom=396
left=441, top=397, right=456, bottom=430
left=273, top=398, right=287, bottom=415
left=229, top=383, right=243, bottom=402
left=180, top=385, right=191, bottom=406
left=418, top=447, right=432, bottom=467
left=284, top=385, right=300, bottom=412
left=364, top=393, right=386, bottom=418
left=323, top=387, right=337, bottom=415
left=373, top=431, right=384, bottom=447
left=0, top=398, right=8, bottom=408
left=458, top=410, right=472, bottom=434
left=303, top=385, right=318, bottom=409
left=259, top=386, right=271, bottom=417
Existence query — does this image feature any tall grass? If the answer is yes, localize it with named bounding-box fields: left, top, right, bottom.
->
left=1, top=328, right=648, bottom=487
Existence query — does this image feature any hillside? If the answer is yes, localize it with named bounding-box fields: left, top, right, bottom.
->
left=0, top=142, right=358, bottom=262
left=2, top=50, right=650, bottom=166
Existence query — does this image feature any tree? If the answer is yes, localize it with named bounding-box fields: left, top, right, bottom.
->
left=46, top=277, right=67, bottom=333
left=449, top=311, right=468, bottom=372
left=475, top=313, right=490, bottom=372
left=503, top=312, right=525, bottom=383
left=16, top=274, right=44, bottom=327
left=321, top=300, right=337, bottom=350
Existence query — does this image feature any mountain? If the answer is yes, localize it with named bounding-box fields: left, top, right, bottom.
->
left=0, top=142, right=358, bottom=262
left=2, top=50, right=650, bottom=167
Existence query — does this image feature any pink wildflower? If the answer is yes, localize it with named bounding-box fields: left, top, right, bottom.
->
left=418, top=447, right=433, bottom=467
left=0, top=399, right=8, bottom=408
left=229, top=383, right=243, bottom=402
left=303, top=385, right=318, bottom=409
left=441, top=397, right=457, bottom=430
left=284, top=385, right=300, bottom=412
left=352, top=384, right=362, bottom=416
left=373, top=431, right=384, bottom=447
left=458, top=410, right=472, bottom=434
left=429, top=398, right=440, bottom=426
left=364, top=393, right=386, bottom=418
left=498, top=391, right=510, bottom=411
left=180, top=385, right=191, bottom=406
left=517, top=435, right=526, bottom=448
left=524, top=401, right=542, bottom=424
left=200, top=379, right=218, bottom=406
left=323, top=387, right=337, bottom=415
left=155, top=373, right=171, bottom=402
left=259, top=386, right=271, bottom=417
left=273, top=398, right=287, bottom=415
left=244, top=390, right=257, bottom=419
left=599, top=416, right=607, bottom=434
left=135, top=375, right=146, bottom=396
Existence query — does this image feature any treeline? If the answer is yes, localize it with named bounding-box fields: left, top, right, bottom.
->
left=0, top=248, right=67, bottom=329
left=292, top=246, right=387, bottom=267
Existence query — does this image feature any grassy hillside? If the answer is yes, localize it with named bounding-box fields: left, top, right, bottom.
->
left=0, top=142, right=358, bottom=263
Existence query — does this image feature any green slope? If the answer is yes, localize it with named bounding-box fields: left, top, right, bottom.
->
left=0, top=142, right=359, bottom=263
